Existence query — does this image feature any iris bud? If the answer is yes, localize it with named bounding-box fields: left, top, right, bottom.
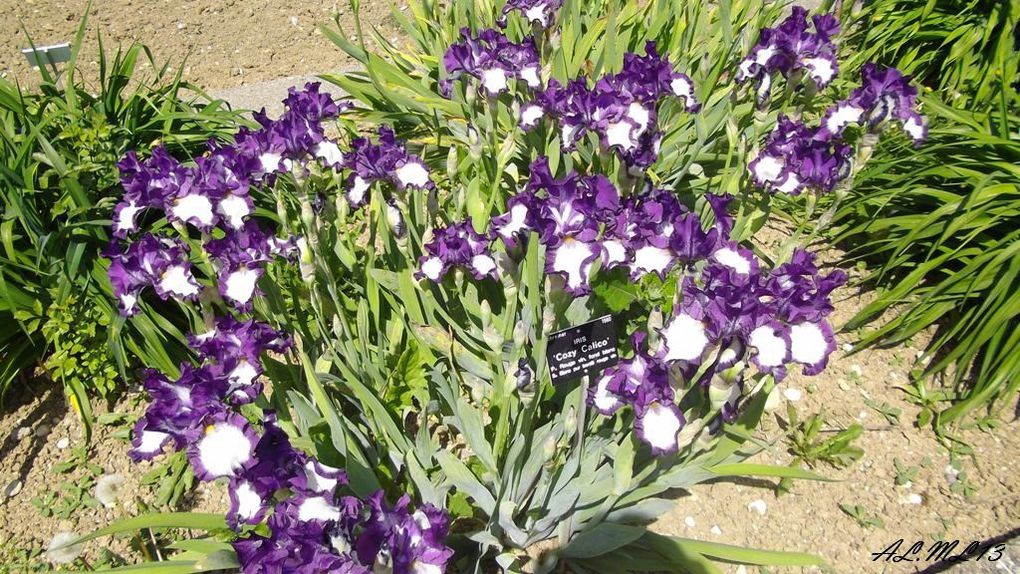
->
left=542, top=433, right=557, bottom=462
left=480, top=300, right=492, bottom=328
left=446, top=145, right=459, bottom=181
left=542, top=305, right=555, bottom=335
left=296, top=237, right=315, bottom=284
left=513, top=320, right=528, bottom=348
left=564, top=405, right=577, bottom=438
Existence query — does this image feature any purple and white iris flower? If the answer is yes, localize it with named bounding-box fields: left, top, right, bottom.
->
left=588, top=334, right=685, bottom=454
left=341, top=126, right=434, bottom=208
left=416, top=220, right=498, bottom=282
left=748, top=115, right=853, bottom=195
left=106, top=234, right=201, bottom=315
left=519, top=42, right=697, bottom=168
left=822, top=63, right=928, bottom=145
left=500, top=0, right=563, bottom=29
left=442, top=28, right=542, bottom=96
left=736, top=7, right=840, bottom=103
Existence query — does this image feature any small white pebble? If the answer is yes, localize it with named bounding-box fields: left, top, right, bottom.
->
left=16, top=427, right=31, bottom=440
left=850, top=364, right=863, bottom=377
left=858, top=410, right=869, bottom=420
left=838, top=380, right=851, bottom=391
left=684, top=516, right=696, bottom=528
left=747, top=499, right=767, bottom=516
left=176, top=21, right=186, bottom=30
left=842, top=343, right=854, bottom=352
left=56, top=437, right=69, bottom=449
left=710, top=525, right=723, bottom=535
left=944, top=465, right=960, bottom=485
left=290, top=15, right=299, bottom=25
left=5, top=479, right=22, bottom=498
left=783, top=388, right=803, bottom=402
left=900, top=493, right=923, bottom=505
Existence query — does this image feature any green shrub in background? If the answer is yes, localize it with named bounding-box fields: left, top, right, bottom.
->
left=829, top=0, right=1020, bottom=429
left=0, top=14, right=243, bottom=430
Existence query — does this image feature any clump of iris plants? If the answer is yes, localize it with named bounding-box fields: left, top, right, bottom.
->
left=106, top=84, right=452, bottom=574
left=96, top=0, right=935, bottom=571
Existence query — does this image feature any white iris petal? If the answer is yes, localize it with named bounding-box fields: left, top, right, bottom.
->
left=520, top=104, right=545, bottom=128
left=116, top=203, right=142, bottom=233
left=903, top=116, right=926, bottom=141
left=660, top=313, right=709, bottom=363
left=136, top=429, right=169, bottom=454
left=196, top=422, right=253, bottom=478
left=551, top=238, right=596, bottom=291
left=714, top=247, right=752, bottom=275
left=790, top=322, right=828, bottom=365
left=172, top=194, right=215, bottom=226
left=304, top=461, right=340, bottom=493
left=803, top=57, right=835, bottom=85
left=481, top=68, right=509, bottom=94
left=524, top=5, right=547, bottom=25
left=421, top=256, right=444, bottom=281
left=224, top=267, right=260, bottom=305
left=776, top=173, right=802, bottom=194
left=298, top=496, right=342, bottom=522
left=348, top=176, right=370, bottom=205
left=234, top=481, right=263, bottom=520
left=605, top=121, right=639, bottom=151
left=396, top=162, right=430, bottom=188
left=228, top=360, right=258, bottom=388
left=752, top=155, right=784, bottom=183
left=471, top=254, right=497, bottom=277
left=498, top=203, right=530, bottom=238
left=314, top=141, right=344, bottom=166
left=749, top=326, right=787, bottom=367
left=826, top=104, right=864, bottom=134
left=639, top=402, right=682, bottom=451
left=259, top=152, right=282, bottom=173
left=160, top=266, right=200, bottom=298
left=631, top=245, right=674, bottom=277
left=592, top=375, right=622, bottom=414
left=670, top=77, right=693, bottom=99
left=520, top=65, right=541, bottom=88
left=601, top=239, right=627, bottom=266
left=218, top=194, right=251, bottom=229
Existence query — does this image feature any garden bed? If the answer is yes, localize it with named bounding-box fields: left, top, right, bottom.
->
left=2, top=0, right=1019, bottom=572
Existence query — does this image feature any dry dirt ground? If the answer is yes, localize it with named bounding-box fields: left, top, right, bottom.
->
left=0, top=0, right=403, bottom=90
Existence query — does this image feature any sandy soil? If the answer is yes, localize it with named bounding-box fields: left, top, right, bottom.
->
left=0, top=0, right=403, bottom=91
left=0, top=383, right=228, bottom=568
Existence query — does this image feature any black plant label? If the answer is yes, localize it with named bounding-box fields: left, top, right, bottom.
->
left=547, top=315, right=619, bottom=385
